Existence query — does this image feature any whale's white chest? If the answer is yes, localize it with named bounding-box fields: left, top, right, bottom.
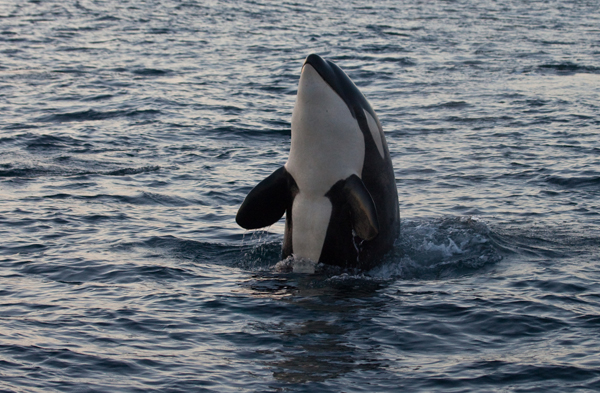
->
left=285, top=64, right=365, bottom=262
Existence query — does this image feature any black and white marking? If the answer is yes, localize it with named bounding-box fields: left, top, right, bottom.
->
left=237, top=54, right=400, bottom=272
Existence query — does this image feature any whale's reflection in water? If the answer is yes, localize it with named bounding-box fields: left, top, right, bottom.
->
left=240, top=272, right=387, bottom=384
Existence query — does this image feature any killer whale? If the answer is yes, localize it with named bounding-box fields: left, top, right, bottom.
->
left=237, top=54, right=400, bottom=271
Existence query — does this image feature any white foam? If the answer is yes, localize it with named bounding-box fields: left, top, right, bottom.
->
left=292, top=258, right=317, bottom=274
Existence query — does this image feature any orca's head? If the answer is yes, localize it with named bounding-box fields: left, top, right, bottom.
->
left=291, top=54, right=386, bottom=165
left=289, top=55, right=367, bottom=192
left=299, top=54, right=374, bottom=121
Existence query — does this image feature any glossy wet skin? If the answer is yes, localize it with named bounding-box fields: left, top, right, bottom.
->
left=285, top=62, right=366, bottom=263
left=237, top=54, right=399, bottom=270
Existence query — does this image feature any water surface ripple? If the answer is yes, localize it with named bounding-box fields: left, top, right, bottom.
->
left=1, top=0, right=600, bottom=392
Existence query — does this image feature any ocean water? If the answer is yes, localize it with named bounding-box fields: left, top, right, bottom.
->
left=1, top=0, right=600, bottom=391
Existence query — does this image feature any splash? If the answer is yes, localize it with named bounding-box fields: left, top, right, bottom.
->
left=370, top=216, right=502, bottom=280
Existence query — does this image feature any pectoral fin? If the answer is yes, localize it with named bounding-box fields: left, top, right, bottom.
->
left=236, top=166, right=296, bottom=230
left=343, top=175, right=379, bottom=240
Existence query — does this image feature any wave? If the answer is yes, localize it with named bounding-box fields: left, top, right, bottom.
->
left=35, top=109, right=160, bottom=123
left=37, top=191, right=196, bottom=207
left=546, top=175, right=600, bottom=188
left=131, top=68, right=171, bottom=76
left=370, top=216, right=503, bottom=280
left=23, top=134, right=85, bottom=150
left=102, top=166, right=161, bottom=176
left=0, top=164, right=160, bottom=178
left=537, top=63, right=600, bottom=75
left=424, top=101, right=470, bottom=110
left=115, top=235, right=249, bottom=265
left=212, top=125, right=291, bottom=138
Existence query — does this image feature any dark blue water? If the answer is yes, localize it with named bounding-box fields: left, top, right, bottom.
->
left=1, top=1, right=600, bottom=391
